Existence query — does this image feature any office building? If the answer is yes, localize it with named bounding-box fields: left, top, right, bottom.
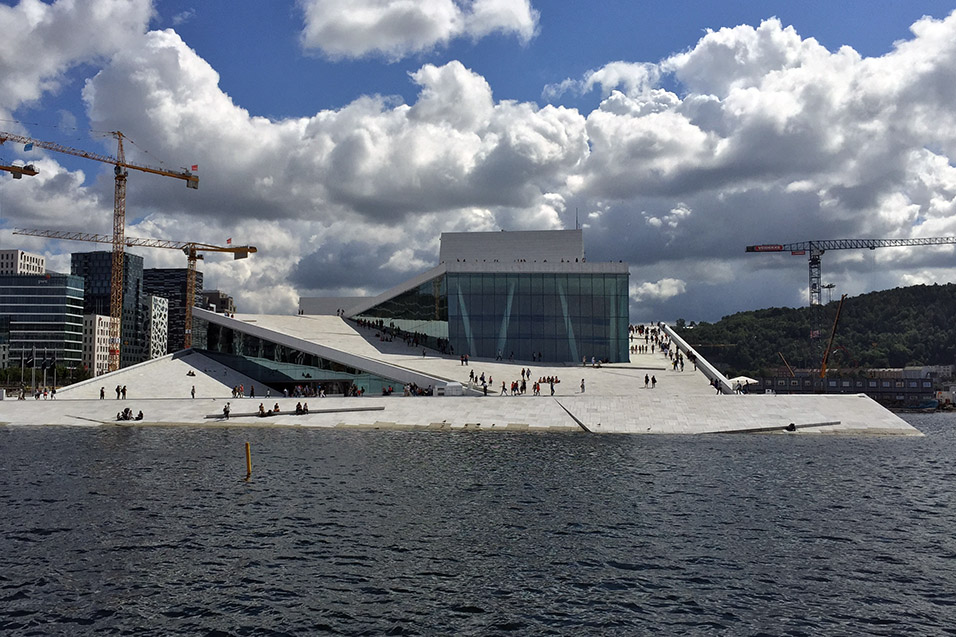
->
left=0, top=249, right=45, bottom=275
left=71, top=251, right=146, bottom=368
left=0, top=273, right=84, bottom=368
left=82, top=314, right=114, bottom=377
left=143, top=268, right=203, bottom=354
left=201, top=290, right=236, bottom=315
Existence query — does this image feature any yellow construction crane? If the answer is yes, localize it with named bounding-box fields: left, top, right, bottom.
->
left=1, top=130, right=198, bottom=370
left=0, top=163, right=38, bottom=178
left=13, top=228, right=254, bottom=351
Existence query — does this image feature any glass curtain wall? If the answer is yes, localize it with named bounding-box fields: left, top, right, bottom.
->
left=347, top=270, right=629, bottom=363
left=447, top=272, right=629, bottom=363
left=353, top=275, right=448, bottom=343
left=0, top=274, right=84, bottom=368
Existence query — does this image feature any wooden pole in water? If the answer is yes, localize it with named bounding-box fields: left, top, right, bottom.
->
left=245, top=442, right=252, bottom=478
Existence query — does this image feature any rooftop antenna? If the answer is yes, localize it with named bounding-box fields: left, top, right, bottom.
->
left=575, top=208, right=579, bottom=230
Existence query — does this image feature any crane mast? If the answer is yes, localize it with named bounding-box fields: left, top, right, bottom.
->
left=1, top=130, right=198, bottom=370
left=111, top=134, right=128, bottom=369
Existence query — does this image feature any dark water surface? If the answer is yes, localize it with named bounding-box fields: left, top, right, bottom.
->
left=2, top=414, right=956, bottom=635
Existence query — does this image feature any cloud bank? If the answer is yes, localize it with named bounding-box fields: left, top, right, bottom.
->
left=2, top=1, right=956, bottom=323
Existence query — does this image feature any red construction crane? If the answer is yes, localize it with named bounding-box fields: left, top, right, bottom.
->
left=1, top=163, right=38, bottom=178
left=13, top=228, right=254, bottom=351
left=1, top=130, right=198, bottom=370
left=746, top=237, right=956, bottom=306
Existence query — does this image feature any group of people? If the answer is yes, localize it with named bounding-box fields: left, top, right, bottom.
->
left=99, top=385, right=127, bottom=399
left=116, top=407, right=143, bottom=421
left=257, top=402, right=280, bottom=417
left=27, top=386, right=56, bottom=400
left=496, top=375, right=560, bottom=396
left=255, top=401, right=311, bottom=417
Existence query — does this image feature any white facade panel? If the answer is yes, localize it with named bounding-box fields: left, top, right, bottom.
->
left=146, top=296, right=169, bottom=359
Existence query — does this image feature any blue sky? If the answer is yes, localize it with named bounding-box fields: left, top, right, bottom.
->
left=3, top=0, right=956, bottom=321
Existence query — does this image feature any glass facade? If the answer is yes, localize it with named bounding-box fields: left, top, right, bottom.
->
left=356, top=275, right=448, bottom=340
left=0, top=274, right=85, bottom=368
left=72, top=251, right=146, bottom=367
left=355, top=271, right=629, bottom=363
left=204, top=322, right=401, bottom=395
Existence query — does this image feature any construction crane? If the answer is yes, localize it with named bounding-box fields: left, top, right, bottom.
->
left=13, top=228, right=254, bottom=350
left=1, top=130, right=198, bottom=370
left=0, top=163, right=38, bottom=178
left=746, top=237, right=956, bottom=306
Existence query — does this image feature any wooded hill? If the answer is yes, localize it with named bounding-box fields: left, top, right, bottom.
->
left=674, top=283, right=956, bottom=377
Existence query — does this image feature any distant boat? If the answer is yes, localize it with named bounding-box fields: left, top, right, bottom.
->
left=913, top=399, right=939, bottom=412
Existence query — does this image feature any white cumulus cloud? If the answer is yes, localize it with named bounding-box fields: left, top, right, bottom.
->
left=297, top=0, right=538, bottom=60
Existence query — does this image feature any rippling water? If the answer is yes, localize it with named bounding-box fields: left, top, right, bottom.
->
left=2, top=414, right=956, bottom=635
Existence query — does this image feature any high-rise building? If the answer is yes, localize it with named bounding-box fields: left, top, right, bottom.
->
left=0, top=249, right=45, bottom=275
left=0, top=273, right=84, bottom=368
left=143, top=268, right=202, bottom=353
left=71, top=251, right=145, bottom=368
left=82, top=314, right=114, bottom=377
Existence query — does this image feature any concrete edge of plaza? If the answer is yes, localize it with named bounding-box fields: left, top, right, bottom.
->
left=1, top=313, right=923, bottom=436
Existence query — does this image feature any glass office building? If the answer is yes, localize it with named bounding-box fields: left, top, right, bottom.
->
left=72, top=251, right=146, bottom=368
left=0, top=273, right=85, bottom=368
left=349, top=230, right=630, bottom=363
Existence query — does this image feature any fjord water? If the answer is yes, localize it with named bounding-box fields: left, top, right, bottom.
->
left=2, top=414, right=956, bottom=635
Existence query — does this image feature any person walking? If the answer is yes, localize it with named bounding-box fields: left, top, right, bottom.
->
left=644, top=374, right=649, bottom=389
left=115, top=385, right=121, bottom=399
left=191, top=385, right=195, bottom=399
left=121, top=385, right=127, bottom=399
left=580, top=379, right=585, bottom=393
left=651, top=375, right=657, bottom=389
left=100, top=387, right=105, bottom=400
left=223, top=403, right=231, bottom=420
